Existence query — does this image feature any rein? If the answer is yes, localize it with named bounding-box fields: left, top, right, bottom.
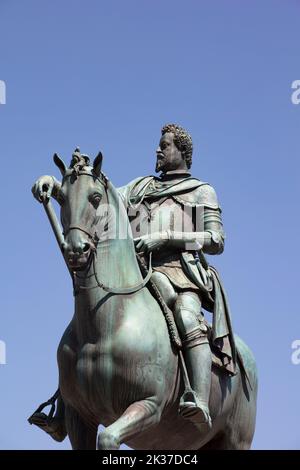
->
left=74, top=250, right=153, bottom=296
left=64, top=225, right=98, bottom=241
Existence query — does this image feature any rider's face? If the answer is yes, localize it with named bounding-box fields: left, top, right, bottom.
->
left=155, top=132, right=186, bottom=173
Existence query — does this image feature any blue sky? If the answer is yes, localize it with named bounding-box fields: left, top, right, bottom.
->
left=0, top=0, right=300, bottom=449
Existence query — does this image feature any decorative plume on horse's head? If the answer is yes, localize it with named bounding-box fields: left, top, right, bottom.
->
left=53, top=148, right=107, bottom=184
left=70, top=147, right=90, bottom=176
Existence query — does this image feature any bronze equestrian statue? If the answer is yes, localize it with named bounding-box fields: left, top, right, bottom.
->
left=29, top=124, right=257, bottom=449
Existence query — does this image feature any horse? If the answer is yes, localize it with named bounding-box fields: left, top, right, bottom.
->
left=52, top=151, right=257, bottom=450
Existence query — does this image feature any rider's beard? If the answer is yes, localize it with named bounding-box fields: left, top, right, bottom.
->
left=155, top=157, right=166, bottom=173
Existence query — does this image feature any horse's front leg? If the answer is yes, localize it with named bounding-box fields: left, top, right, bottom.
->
left=65, top=405, right=97, bottom=450
left=97, top=397, right=162, bottom=450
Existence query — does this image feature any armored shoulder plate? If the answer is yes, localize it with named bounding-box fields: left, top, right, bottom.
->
left=173, top=183, right=221, bottom=210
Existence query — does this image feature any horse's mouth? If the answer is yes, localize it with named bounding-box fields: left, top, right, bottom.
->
left=67, top=253, right=92, bottom=271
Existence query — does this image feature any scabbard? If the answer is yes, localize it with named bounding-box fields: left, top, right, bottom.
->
left=194, top=253, right=208, bottom=286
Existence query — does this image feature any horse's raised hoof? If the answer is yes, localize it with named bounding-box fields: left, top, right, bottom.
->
left=97, top=430, right=120, bottom=450
left=28, top=412, right=67, bottom=442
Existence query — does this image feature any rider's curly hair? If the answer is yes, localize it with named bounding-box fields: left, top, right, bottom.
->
left=161, top=124, right=193, bottom=169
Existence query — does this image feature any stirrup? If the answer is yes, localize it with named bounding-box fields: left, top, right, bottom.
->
left=28, top=390, right=66, bottom=442
left=179, top=390, right=212, bottom=429
left=28, top=412, right=67, bottom=442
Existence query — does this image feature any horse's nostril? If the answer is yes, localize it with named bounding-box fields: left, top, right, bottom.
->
left=83, top=243, right=90, bottom=253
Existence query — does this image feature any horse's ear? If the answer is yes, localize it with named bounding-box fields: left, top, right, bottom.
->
left=53, top=153, right=66, bottom=176
left=93, top=152, right=103, bottom=177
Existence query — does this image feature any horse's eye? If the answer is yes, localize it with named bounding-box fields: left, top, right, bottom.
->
left=90, top=193, right=102, bottom=208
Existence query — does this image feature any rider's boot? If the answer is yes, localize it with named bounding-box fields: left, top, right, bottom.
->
left=179, top=336, right=212, bottom=430
left=174, top=292, right=212, bottom=431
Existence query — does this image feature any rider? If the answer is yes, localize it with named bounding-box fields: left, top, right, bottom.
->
left=30, top=124, right=235, bottom=439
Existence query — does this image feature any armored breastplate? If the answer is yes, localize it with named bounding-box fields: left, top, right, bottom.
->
left=129, top=196, right=195, bottom=263
left=129, top=196, right=193, bottom=238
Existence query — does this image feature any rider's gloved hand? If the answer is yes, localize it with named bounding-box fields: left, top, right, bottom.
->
left=31, top=175, right=60, bottom=202
left=134, top=232, right=169, bottom=253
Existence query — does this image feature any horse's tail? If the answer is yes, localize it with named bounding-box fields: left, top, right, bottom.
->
left=234, top=334, right=258, bottom=395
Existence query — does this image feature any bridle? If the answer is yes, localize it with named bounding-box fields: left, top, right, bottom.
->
left=63, top=225, right=100, bottom=245
left=62, top=170, right=153, bottom=296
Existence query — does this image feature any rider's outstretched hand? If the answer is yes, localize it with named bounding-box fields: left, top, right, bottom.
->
left=31, top=175, right=57, bottom=202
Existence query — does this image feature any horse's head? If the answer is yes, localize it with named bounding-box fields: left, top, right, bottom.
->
left=54, top=148, right=107, bottom=271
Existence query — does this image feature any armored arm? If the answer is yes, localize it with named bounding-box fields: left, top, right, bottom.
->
left=202, top=210, right=225, bottom=254
left=166, top=185, right=225, bottom=255
left=167, top=213, right=224, bottom=254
